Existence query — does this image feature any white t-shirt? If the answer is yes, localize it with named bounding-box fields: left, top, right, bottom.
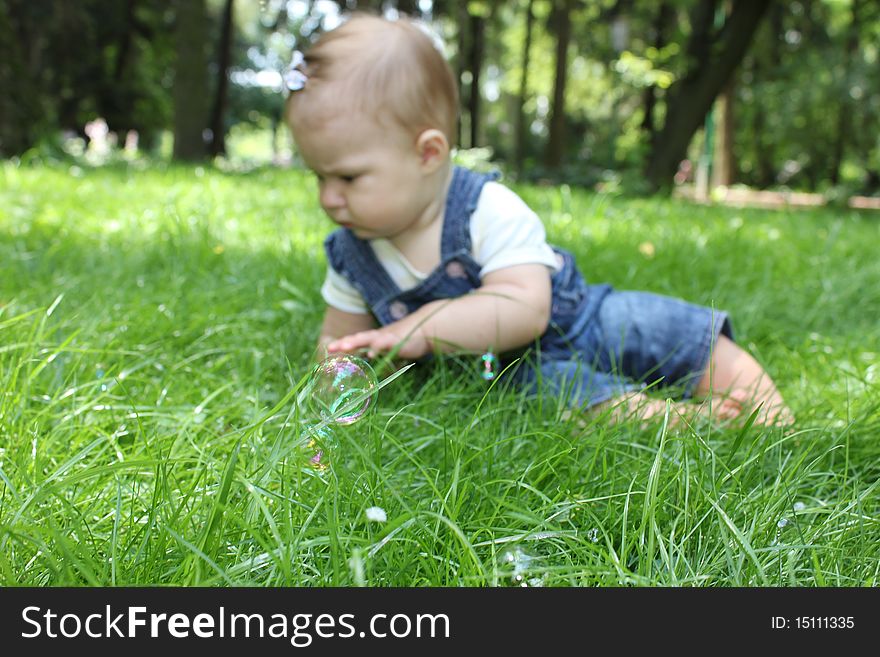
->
left=321, top=181, right=560, bottom=314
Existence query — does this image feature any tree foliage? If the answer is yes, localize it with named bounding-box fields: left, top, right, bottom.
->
left=2, top=0, right=878, bottom=196
left=0, top=0, right=175, bottom=153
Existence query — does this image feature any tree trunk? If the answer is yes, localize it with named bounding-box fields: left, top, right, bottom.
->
left=645, top=0, right=769, bottom=191
left=96, top=0, right=137, bottom=134
left=864, top=169, right=880, bottom=194
left=0, top=1, right=43, bottom=156
left=454, top=2, right=468, bottom=147
left=514, top=0, right=535, bottom=176
left=751, top=55, right=773, bottom=188
left=467, top=10, right=485, bottom=149
left=753, top=3, right=782, bottom=188
left=54, top=2, right=88, bottom=134
left=712, top=77, right=735, bottom=187
left=113, top=0, right=136, bottom=83
left=173, top=0, right=210, bottom=161
left=209, top=0, right=235, bottom=158
left=544, top=0, right=573, bottom=171
left=397, top=0, right=420, bottom=17
left=830, top=0, right=861, bottom=186
left=640, top=2, right=672, bottom=143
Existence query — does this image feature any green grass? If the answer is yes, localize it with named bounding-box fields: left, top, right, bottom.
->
left=1, top=160, right=878, bottom=586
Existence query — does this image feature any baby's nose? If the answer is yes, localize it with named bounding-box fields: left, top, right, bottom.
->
left=319, top=182, right=346, bottom=211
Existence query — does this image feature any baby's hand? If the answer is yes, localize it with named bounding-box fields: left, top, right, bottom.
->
left=326, top=325, right=430, bottom=360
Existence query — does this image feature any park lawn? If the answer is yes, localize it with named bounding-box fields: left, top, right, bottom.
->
left=0, top=160, right=878, bottom=586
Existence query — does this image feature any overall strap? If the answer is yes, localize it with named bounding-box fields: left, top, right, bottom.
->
left=324, top=229, right=401, bottom=309
left=440, top=166, right=500, bottom=258
left=323, top=166, right=501, bottom=325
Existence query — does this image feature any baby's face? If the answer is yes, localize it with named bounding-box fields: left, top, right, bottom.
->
left=291, top=113, right=435, bottom=240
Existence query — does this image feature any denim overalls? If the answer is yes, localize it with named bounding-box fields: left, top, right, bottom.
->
left=325, top=166, right=732, bottom=407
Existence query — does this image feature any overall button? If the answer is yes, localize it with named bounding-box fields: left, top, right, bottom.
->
left=445, top=260, right=467, bottom=279
left=389, top=301, right=409, bottom=320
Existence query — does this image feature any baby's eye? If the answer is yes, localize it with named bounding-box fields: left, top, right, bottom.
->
left=340, top=174, right=358, bottom=183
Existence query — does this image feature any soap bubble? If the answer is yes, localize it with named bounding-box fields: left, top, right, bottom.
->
left=497, top=547, right=543, bottom=587
left=307, top=355, right=377, bottom=425
left=772, top=516, right=791, bottom=547
left=793, top=502, right=806, bottom=512
left=480, top=351, right=499, bottom=381
left=303, top=425, right=337, bottom=470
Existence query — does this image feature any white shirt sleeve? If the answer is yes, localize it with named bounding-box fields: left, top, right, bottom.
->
left=471, top=182, right=560, bottom=277
left=321, top=265, right=370, bottom=314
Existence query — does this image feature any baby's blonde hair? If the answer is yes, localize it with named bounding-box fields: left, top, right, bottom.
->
left=286, top=14, right=458, bottom=145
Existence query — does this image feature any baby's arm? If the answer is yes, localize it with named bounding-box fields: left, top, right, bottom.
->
left=326, top=264, right=552, bottom=359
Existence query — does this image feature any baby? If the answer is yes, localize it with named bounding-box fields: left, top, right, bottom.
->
left=285, top=13, right=794, bottom=427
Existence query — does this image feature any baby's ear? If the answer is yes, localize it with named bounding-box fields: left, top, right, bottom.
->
left=416, top=129, right=449, bottom=171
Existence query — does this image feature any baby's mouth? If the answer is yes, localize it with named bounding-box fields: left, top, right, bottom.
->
left=327, top=213, right=352, bottom=228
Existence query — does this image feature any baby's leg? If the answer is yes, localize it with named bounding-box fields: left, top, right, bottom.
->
left=588, top=391, right=742, bottom=429
left=560, top=290, right=793, bottom=428
left=586, top=338, right=794, bottom=428
left=695, top=335, right=794, bottom=425
left=589, top=392, right=684, bottom=427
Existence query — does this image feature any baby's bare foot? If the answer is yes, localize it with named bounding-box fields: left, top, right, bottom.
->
left=725, top=389, right=795, bottom=426
left=709, top=393, right=746, bottom=421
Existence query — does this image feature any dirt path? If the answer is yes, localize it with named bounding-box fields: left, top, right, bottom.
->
left=674, top=185, right=880, bottom=211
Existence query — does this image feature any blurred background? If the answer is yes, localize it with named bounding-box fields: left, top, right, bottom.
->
left=1, top=0, right=878, bottom=199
